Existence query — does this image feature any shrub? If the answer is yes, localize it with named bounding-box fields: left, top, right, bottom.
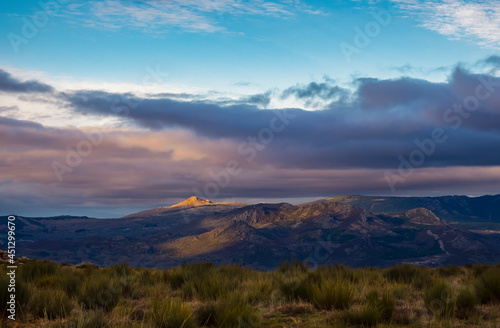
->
left=275, top=270, right=311, bottom=302
left=438, top=265, right=463, bottom=277
left=455, top=287, right=478, bottom=318
left=474, top=267, right=500, bottom=304
left=365, top=290, right=379, bottom=304
left=150, top=297, right=195, bottom=328
left=192, top=271, right=241, bottom=301
left=63, top=310, right=107, bottom=328
left=277, top=259, right=309, bottom=274
left=215, top=293, right=261, bottom=328
left=341, top=304, right=382, bottom=327
left=110, top=262, right=131, bottom=277
left=384, top=264, right=432, bottom=289
left=0, top=274, right=29, bottom=317
left=424, top=281, right=455, bottom=318
left=76, top=263, right=100, bottom=271
left=29, top=288, right=74, bottom=319
left=365, top=289, right=395, bottom=323
left=194, top=301, right=217, bottom=327
left=309, top=279, right=354, bottom=310
left=470, top=264, right=490, bottom=278
left=378, top=291, right=395, bottom=322
left=78, top=273, right=122, bottom=311
left=19, top=260, right=58, bottom=282
left=181, top=281, right=194, bottom=300
left=60, top=268, right=85, bottom=295
left=243, top=278, right=273, bottom=303
left=181, top=262, right=216, bottom=278
left=162, top=269, right=185, bottom=290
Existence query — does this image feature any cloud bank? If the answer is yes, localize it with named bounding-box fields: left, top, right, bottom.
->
left=1, top=63, right=500, bottom=216
left=63, top=0, right=325, bottom=34
left=392, top=0, right=500, bottom=48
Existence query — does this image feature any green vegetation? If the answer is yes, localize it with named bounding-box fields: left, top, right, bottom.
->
left=150, top=297, right=195, bottom=328
left=0, top=260, right=499, bottom=327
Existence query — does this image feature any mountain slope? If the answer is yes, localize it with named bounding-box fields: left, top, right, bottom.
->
left=328, top=195, right=500, bottom=229
left=5, top=196, right=500, bottom=269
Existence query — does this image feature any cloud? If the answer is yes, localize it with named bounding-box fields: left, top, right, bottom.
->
left=281, top=80, right=349, bottom=102
left=392, top=0, right=500, bottom=48
left=63, top=0, right=325, bottom=34
left=2, top=115, right=500, bottom=217
left=233, top=81, right=258, bottom=87
left=475, top=55, right=500, bottom=70
left=3, top=60, right=500, bottom=215
left=0, top=69, right=54, bottom=94
left=0, top=106, right=18, bottom=114
left=57, top=65, right=500, bottom=171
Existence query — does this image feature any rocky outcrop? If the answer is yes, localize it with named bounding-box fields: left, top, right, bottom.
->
left=406, top=208, right=443, bottom=225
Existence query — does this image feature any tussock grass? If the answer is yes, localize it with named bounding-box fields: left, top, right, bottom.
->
left=150, top=297, right=195, bottom=328
left=78, top=272, right=122, bottom=311
left=341, top=304, right=382, bottom=327
left=474, top=267, right=500, bottom=304
left=19, top=260, right=58, bottom=282
left=424, top=280, right=456, bottom=318
left=29, top=288, right=74, bottom=319
left=213, top=293, right=261, bottom=328
left=3, top=260, right=500, bottom=327
left=62, top=309, right=108, bottom=328
left=309, top=278, right=354, bottom=310
left=384, top=263, right=432, bottom=289
left=455, top=287, right=478, bottom=318
left=0, top=273, right=29, bottom=317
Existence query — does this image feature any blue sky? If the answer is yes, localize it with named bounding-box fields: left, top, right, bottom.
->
left=0, top=0, right=496, bottom=93
left=1, top=0, right=500, bottom=217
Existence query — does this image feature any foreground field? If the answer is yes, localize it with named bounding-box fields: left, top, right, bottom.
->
left=1, top=260, right=499, bottom=327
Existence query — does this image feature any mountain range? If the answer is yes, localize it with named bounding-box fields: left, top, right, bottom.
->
left=2, top=195, right=500, bottom=269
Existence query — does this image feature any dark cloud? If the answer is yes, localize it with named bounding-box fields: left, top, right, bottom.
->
left=240, top=91, right=272, bottom=107
left=3, top=60, right=500, bottom=216
left=281, top=80, right=349, bottom=100
left=355, top=76, right=452, bottom=109
left=0, top=69, right=54, bottom=94
left=58, top=66, right=500, bottom=171
left=477, top=55, right=500, bottom=67
left=1, top=115, right=500, bottom=217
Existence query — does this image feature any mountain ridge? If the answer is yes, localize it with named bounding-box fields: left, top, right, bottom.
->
left=5, top=194, right=500, bottom=269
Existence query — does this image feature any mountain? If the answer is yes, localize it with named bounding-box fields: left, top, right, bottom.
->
left=328, top=195, right=500, bottom=230
left=3, top=196, right=500, bottom=269
left=122, top=197, right=249, bottom=221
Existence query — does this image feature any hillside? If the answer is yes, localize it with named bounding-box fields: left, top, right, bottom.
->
left=3, top=196, right=500, bottom=269
left=329, top=195, right=500, bottom=230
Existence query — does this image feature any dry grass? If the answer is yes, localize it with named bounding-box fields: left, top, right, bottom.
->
left=1, top=260, right=499, bottom=327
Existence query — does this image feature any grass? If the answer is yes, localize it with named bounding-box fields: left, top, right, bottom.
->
left=78, top=271, right=123, bottom=311
left=424, top=280, right=456, bottom=318
left=2, top=260, right=500, bottom=327
left=0, top=273, right=29, bottom=317
left=384, top=263, right=432, bottom=289
left=309, top=278, right=354, bottom=310
left=474, top=267, right=500, bottom=304
left=150, top=297, right=195, bottom=328
left=29, top=288, right=74, bottom=319
left=341, top=304, right=383, bottom=327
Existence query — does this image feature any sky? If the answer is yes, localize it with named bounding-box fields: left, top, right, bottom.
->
left=1, top=0, right=500, bottom=217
